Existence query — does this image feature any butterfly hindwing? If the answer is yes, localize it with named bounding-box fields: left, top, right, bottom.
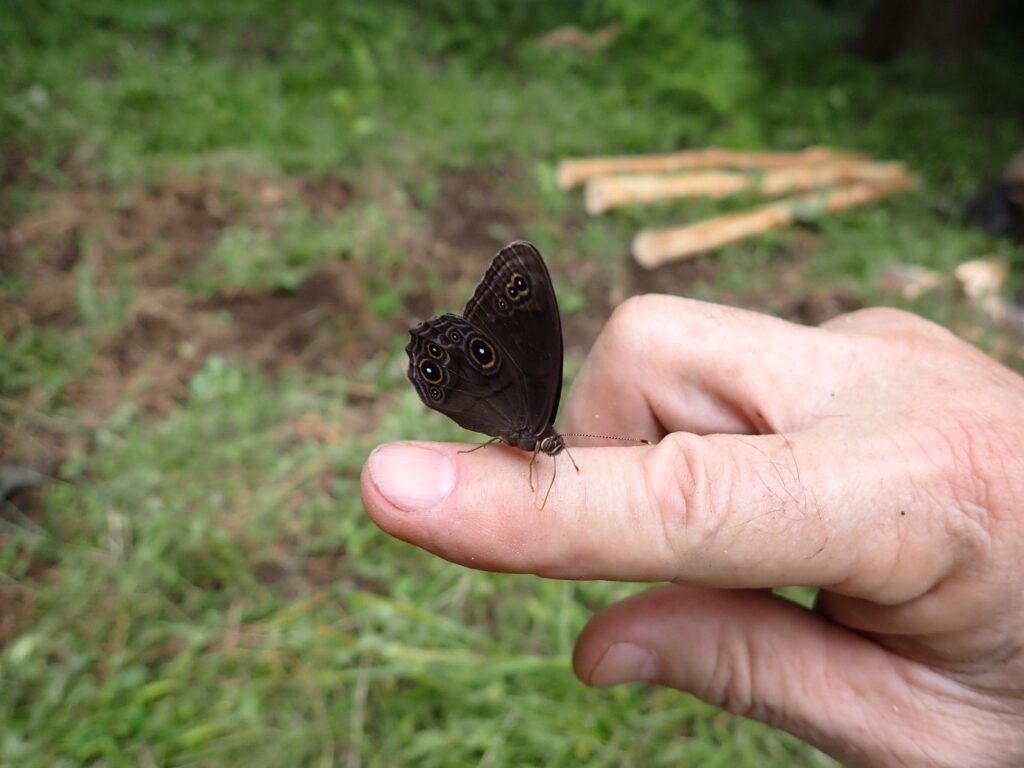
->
left=406, top=313, right=524, bottom=439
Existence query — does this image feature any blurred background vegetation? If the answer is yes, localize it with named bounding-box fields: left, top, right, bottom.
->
left=1, top=1, right=1022, bottom=765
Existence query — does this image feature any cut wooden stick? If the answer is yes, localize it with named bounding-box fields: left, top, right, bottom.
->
left=586, top=161, right=907, bottom=214
left=538, top=22, right=621, bottom=51
left=586, top=170, right=749, bottom=213
left=876, top=263, right=948, bottom=300
left=557, top=146, right=862, bottom=190
left=632, top=174, right=917, bottom=268
left=954, top=257, right=1024, bottom=342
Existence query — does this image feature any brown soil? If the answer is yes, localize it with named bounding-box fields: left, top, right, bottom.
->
left=417, top=166, right=527, bottom=315
left=0, top=582, right=34, bottom=647
left=4, top=169, right=361, bottom=400
left=430, top=168, right=522, bottom=266
left=0, top=483, right=53, bottom=647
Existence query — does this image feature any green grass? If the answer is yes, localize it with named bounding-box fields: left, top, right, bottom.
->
left=2, top=0, right=1023, bottom=765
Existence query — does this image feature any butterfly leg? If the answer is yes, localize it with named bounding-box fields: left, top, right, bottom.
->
left=528, top=445, right=540, bottom=493
left=541, top=454, right=557, bottom=509
left=459, top=437, right=502, bottom=454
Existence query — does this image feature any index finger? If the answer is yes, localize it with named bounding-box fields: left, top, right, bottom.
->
left=561, top=295, right=843, bottom=440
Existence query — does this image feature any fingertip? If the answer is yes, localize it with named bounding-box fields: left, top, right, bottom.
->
left=364, top=441, right=457, bottom=514
left=573, top=585, right=682, bottom=686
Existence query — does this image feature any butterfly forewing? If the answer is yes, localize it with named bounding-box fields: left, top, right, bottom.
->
left=462, top=241, right=563, bottom=432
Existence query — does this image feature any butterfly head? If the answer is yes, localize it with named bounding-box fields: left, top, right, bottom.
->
left=538, top=433, right=565, bottom=456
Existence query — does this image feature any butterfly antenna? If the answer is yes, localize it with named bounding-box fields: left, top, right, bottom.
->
left=561, top=433, right=653, bottom=446
left=459, top=437, right=501, bottom=455
left=528, top=446, right=539, bottom=493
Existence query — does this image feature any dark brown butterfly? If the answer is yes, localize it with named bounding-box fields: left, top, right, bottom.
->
left=406, top=241, right=567, bottom=462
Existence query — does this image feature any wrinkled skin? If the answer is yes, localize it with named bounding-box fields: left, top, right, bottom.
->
left=361, top=296, right=1024, bottom=767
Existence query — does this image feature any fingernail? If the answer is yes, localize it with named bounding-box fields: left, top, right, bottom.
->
left=368, top=443, right=456, bottom=512
left=588, top=642, right=659, bottom=687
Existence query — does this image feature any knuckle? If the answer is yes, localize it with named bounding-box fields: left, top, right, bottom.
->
left=601, top=294, right=660, bottom=354
left=642, top=434, right=727, bottom=570
left=597, top=294, right=705, bottom=378
left=707, top=635, right=757, bottom=716
left=925, top=416, right=1001, bottom=542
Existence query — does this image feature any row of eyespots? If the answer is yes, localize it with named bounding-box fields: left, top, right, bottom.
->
left=496, top=271, right=531, bottom=312
left=419, top=339, right=448, bottom=400
left=506, top=271, right=530, bottom=300
left=417, top=329, right=499, bottom=401
left=414, top=357, right=443, bottom=403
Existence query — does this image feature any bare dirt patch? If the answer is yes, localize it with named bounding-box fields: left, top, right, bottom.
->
left=430, top=168, right=522, bottom=263
left=298, top=174, right=354, bottom=216
left=66, top=260, right=373, bottom=416
left=3, top=169, right=367, bottom=469
left=419, top=166, right=534, bottom=311
left=0, top=480, right=54, bottom=649
left=558, top=254, right=618, bottom=356
left=0, top=582, right=35, bottom=648
left=0, top=142, right=37, bottom=287
left=204, top=261, right=369, bottom=368
left=5, top=171, right=357, bottom=333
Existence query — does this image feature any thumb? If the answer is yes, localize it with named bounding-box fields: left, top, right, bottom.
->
left=573, top=586, right=964, bottom=767
left=361, top=434, right=939, bottom=593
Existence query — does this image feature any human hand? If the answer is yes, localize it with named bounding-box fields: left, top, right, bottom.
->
left=361, top=295, right=1024, bottom=767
